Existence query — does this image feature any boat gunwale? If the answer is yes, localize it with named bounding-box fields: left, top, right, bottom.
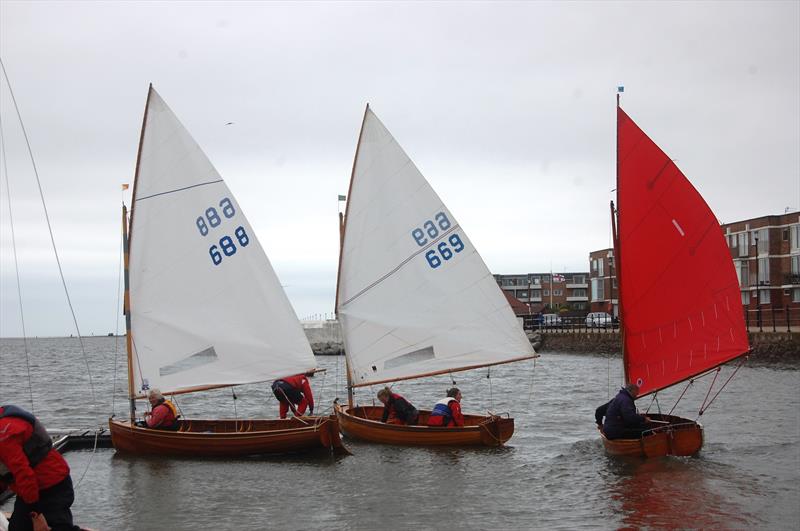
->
left=335, top=403, right=511, bottom=434
left=109, top=417, right=336, bottom=441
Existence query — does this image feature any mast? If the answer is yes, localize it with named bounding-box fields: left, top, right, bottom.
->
left=614, top=91, right=629, bottom=385
left=124, top=84, right=153, bottom=418
left=122, top=204, right=135, bottom=421
left=336, top=103, right=369, bottom=408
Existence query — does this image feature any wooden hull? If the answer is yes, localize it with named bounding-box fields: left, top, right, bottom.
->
left=334, top=403, right=513, bottom=447
left=109, top=415, right=346, bottom=456
left=601, top=414, right=703, bottom=458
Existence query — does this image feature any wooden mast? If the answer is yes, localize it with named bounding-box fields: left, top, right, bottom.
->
left=336, top=103, right=369, bottom=409
left=124, top=84, right=153, bottom=420
left=614, top=91, right=628, bottom=385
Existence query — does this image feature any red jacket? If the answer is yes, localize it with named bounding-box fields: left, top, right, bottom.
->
left=282, top=374, right=314, bottom=411
left=146, top=400, right=178, bottom=429
left=0, top=416, right=70, bottom=507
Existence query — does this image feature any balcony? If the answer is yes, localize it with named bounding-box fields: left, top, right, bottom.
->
left=567, top=296, right=589, bottom=302
left=566, top=283, right=589, bottom=289
left=784, top=273, right=800, bottom=285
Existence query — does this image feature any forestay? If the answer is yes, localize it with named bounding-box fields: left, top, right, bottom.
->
left=616, top=106, right=749, bottom=396
left=128, top=87, right=315, bottom=395
left=337, top=107, right=536, bottom=388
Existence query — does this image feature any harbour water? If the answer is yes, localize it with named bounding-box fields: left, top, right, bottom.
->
left=1, top=337, right=798, bottom=530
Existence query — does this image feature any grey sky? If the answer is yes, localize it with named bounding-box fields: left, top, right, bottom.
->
left=1, top=1, right=798, bottom=336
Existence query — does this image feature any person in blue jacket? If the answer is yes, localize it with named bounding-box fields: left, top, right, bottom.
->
left=595, top=383, right=651, bottom=440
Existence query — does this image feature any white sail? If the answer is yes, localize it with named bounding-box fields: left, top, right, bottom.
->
left=337, top=107, right=535, bottom=388
left=128, top=87, right=315, bottom=395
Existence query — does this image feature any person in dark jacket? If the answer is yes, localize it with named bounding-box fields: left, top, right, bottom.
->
left=272, top=373, right=315, bottom=419
left=0, top=405, right=82, bottom=531
left=595, top=384, right=651, bottom=440
left=377, top=387, right=419, bottom=425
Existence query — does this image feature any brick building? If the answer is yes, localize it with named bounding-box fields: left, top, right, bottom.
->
left=723, top=211, right=800, bottom=314
left=588, top=248, right=618, bottom=317
left=493, top=272, right=590, bottom=313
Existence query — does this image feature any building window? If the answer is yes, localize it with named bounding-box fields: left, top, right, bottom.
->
left=572, top=275, right=586, bottom=284
left=759, top=290, right=770, bottom=304
left=737, top=261, right=749, bottom=287
left=758, top=258, right=769, bottom=284
left=741, top=291, right=749, bottom=306
left=591, top=279, right=604, bottom=301
left=591, top=260, right=597, bottom=272
left=794, top=288, right=800, bottom=303
left=532, top=290, right=541, bottom=299
left=543, top=290, right=550, bottom=296
left=792, top=256, right=800, bottom=276
left=737, top=232, right=749, bottom=257
left=791, top=225, right=800, bottom=252
left=598, top=261, right=604, bottom=276
left=553, top=289, right=563, bottom=296
left=729, top=234, right=737, bottom=248
left=518, top=291, right=528, bottom=298
left=572, top=288, right=587, bottom=297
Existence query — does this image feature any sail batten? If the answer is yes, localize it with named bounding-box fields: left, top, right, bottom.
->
left=127, top=88, right=316, bottom=396
left=617, top=106, right=749, bottom=396
left=338, top=108, right=535, bottom=387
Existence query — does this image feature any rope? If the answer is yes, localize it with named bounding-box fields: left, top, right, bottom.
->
left=526, top=357, right=537, bottom=405
left=487, top=367, right=493, bottom=411
left=0, top=112, right=35, bottom=414
left=644, top=392, right=658, bottom=414
left=698, top=357, right=747, bottom=417
left=231, top=388, right=238, bottom=431
left=111, top=203, right=124, bottom=417
left=668, top=379, right=694, bottom=416
left=1, top=57, right=99, bottom=491
left=698, top=367, right=721, bottom=415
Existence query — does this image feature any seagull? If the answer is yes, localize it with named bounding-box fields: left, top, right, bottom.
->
left=225, top=122, right=235, bottom=126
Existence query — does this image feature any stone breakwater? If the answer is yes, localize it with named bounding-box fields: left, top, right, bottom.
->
left=303, top=321, right=800, bottom=365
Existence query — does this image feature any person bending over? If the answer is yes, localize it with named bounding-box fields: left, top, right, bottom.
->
left=377, top=388, right=419, bottom=425
left=272, top=373, right=314, bottom=419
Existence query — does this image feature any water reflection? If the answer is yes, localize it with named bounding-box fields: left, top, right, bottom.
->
left=602, top=456, right=759, bottom=529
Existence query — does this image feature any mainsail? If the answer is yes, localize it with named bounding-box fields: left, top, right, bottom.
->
left=337, top=107, right=536, bottom=388
left=127, top=87, right=315, bottom=395
left=616, top=105, right=749, bottom=396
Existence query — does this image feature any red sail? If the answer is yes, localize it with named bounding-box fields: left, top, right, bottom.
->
left=617, top=106, right=749, bottom=396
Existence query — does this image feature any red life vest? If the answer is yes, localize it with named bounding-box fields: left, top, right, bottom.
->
left=427, top=398, right=457, bottom=427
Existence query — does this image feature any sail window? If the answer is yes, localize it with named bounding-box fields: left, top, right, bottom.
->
left=384, top=347, right=436, bottom=370
left=159, top=347, right=218, bottom=377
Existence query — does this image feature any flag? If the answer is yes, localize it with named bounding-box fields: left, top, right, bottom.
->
left=553, top=274, right=566, bottom=283
left=617, top=86, right=624, bottom=93
left=122, top=183, right=129, bottom=190
left=338, top=195, right=346, bottom=201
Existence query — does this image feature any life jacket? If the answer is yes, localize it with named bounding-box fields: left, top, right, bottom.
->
left=0, top=405, right=53, bottom=482
left=428, top=398, right=456, bottom=427
left=389, top=394, right=418, bottom=423
left=153, top=399, right=179, bottom=429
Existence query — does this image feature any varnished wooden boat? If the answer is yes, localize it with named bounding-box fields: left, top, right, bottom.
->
left=334, top=402, right=513, bottom=447
left=109, top=415, right=346, bottom=456
left=600, top=413, right=703, bottom=458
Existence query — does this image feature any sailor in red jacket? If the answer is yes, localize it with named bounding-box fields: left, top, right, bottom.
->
left=427, top=387, right=465, bottom=427
left=271, top=373, right=315, bottom=419
left=0, top=405, right=81, bottom=531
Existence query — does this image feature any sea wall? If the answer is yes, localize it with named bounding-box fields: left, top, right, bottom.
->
left=303, top=320, right=800, bottom=364
left=535, top=330, right=800, bottom=364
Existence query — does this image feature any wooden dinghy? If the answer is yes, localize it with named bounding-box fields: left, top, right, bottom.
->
left=599, top=93, right=750, bottom=457
left=109, top=416, right=346, bottom=456
left=333, top=106, right=538, bottom=448
left=600, top=414, right=703, bottom=458
left=334, top=403, right=513, bottom=447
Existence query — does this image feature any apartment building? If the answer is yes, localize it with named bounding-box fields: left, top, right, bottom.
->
left=723, top=211, right=800, bottom=312
left=493, top=272, right=590, bottom=312
left=588, top=248, right=618, bottom=317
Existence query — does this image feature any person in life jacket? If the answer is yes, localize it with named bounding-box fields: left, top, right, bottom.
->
left=271, top=373, right=315, bottom=419
left=0, top=404, right=81, bottom=531
left=143, top=389, right=180, bottom=430
left=376, top=387, right=419, bottom=425
left=427, top=387, right=465, bottom=427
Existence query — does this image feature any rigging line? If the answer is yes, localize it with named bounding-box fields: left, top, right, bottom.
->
left=698, top=367, right=721, bottom=414
left=134, top=179, right=223, bottom=202
left=0, top=58, right=97, bottom=409
left=698, top=357, right=747, bottom=417
left=341, top=223, right=460, bottom=307
left=644, top=392, right=658, bottom=414
left=668, top=379, right=693, bottom=416
left=526, top=357, right=536, bottom=406
left=0, top=111, right=35, bottom=414
left=111, top=202, right=125, bottom=417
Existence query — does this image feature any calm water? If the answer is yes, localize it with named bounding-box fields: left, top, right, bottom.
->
left=1, top=337, right=798, bottom=530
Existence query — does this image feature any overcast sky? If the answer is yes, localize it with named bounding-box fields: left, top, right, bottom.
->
left=1, top=1, right=798, bottom=337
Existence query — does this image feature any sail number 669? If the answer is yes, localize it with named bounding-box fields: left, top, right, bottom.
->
left=410, top=212, right=465, bottom=269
